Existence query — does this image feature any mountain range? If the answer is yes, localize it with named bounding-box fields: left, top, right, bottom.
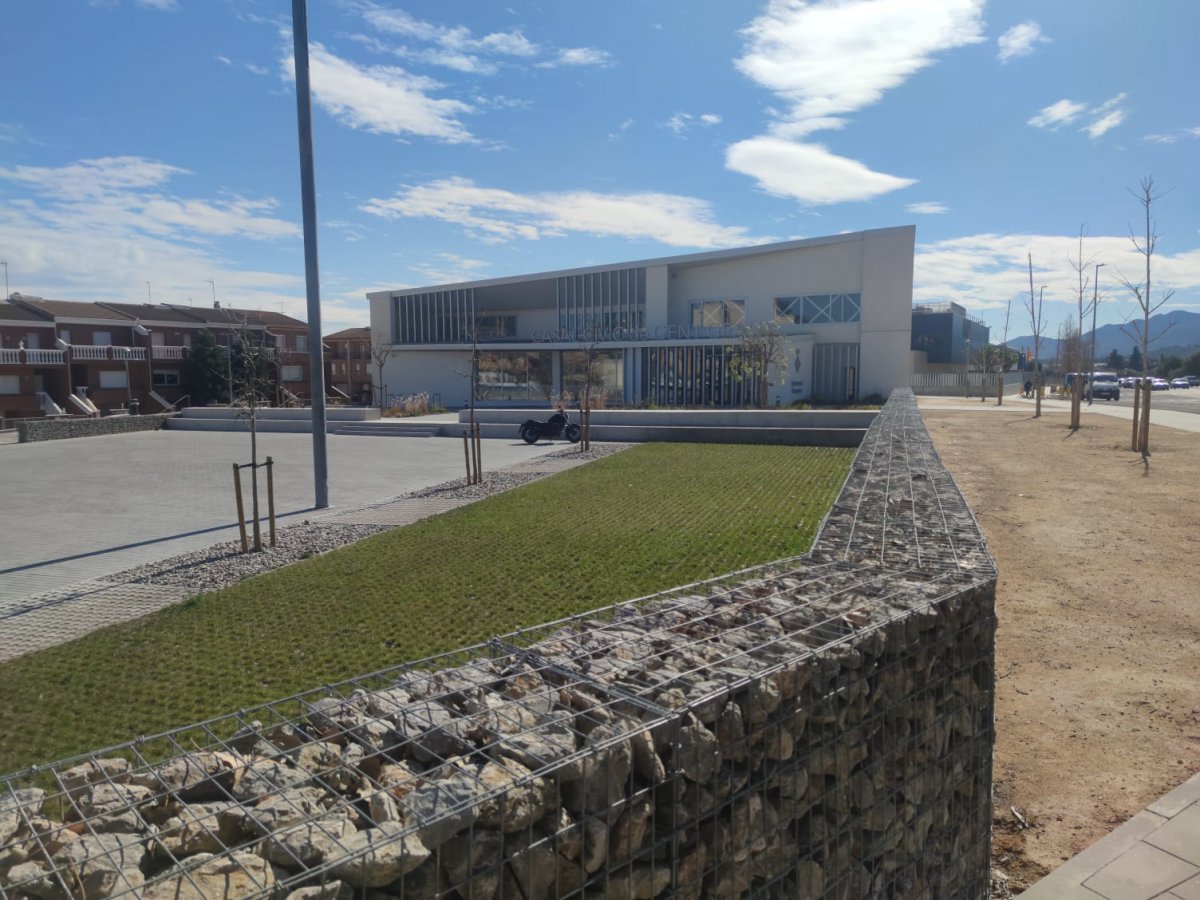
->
left=1005, top=309, right=1200, bottom=362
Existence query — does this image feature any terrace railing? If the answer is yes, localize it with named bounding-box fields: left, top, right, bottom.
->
left=152, top=345, right=187, bottom=360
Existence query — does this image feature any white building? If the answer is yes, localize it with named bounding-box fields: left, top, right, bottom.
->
left=367, top=226, right=915, bottom=408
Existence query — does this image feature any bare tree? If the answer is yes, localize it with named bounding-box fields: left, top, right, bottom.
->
left=1067, top=227, right=1097, bottom=430
left=1025, top=254, right=1048, bottom=418
left=731, top=322, right=789, bottom=408
left=369, top=334, right=391, bottom=414
left=998, top=298, right=1012, bottom=405
left=1118, top=177, right=1175, bottom=456
left=223, top=312, right=275, bottom=552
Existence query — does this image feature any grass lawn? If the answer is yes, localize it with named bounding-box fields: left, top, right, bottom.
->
left=0, top=443, right=852, bottom=775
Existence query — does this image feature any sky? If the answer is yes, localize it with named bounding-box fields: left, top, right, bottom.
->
left=2, top=0, right=1198, bottom=338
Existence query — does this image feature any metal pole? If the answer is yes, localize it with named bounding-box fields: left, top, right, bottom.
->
left=1088, top=262, right=1104, bottom=405
left=2, top=261, right=8, bottom=300
left=291, top=0, right=329, bottom=509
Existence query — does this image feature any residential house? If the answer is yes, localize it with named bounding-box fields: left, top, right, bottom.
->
left=324, top=327, right=373, bottom=404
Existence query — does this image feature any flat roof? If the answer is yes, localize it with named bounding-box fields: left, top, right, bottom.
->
left=368, top=225, right=915, bottom=300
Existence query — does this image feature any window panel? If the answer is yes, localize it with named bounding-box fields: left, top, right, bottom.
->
left=282, top=365, right=303, bottom=381
left=98, top=370, right=127, bottom=389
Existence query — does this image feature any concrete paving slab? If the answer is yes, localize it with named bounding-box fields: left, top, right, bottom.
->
left=1022, top=774, right=1200, bottom=900
left=1169, top=872, right=1200, bottom=899
left=1146, top=805, right=1200, bottom=866
left=1082, top=842, right=1198, bottom=900
left=0, top=430, right=560, bottom=608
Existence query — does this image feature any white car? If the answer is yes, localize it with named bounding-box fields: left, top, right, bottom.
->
left=1171, top=378, right=1191, bottom=389
left=1151, top=378, right=1171, bottom=391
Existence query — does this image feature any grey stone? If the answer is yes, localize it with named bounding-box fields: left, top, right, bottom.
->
left=326, top=822, right=430, bottom=888
left=142, top=850, right=276, bottom=899
left=153, top=801, right=245, bottom=857
left=473, top=759, right=553, bottom=833
left=130, top=752, right=239, bottom=802
left=402, top=772, right=480, bottom=849
left=0, top=788, right=45, bottom=846
left=262, top=813, right=356, bottom=869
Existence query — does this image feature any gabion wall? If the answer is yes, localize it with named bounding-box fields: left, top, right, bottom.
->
left=0, top=390, right=996, bottom=899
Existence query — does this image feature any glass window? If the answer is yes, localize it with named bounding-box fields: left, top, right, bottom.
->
left=152, top=369, right=180, bottom=387
left=801, top=293, right=861, bottom=324
left=98, top=370, right=127, bottom=389
left=282, top=365, right=303, bottom=381
left=0, top=375, right=19, bottom=395
left=690, top=300, right=744, bottom=328
left=25, top=333, right=41, bottom=349
left=563, top=349, right=624, bottom=405
left=181, top=333, right=192, bottom=348
left=476, top=351, right=552, bottom=402
left=296, top=335, right=308, bottom=352
left=775, top=298, right=802, bottom=324
left=58, top=329, right=71, bottom=345
left=93, top=331, right=113, bottom=346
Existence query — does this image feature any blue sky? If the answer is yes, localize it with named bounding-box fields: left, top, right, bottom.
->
left=2, top=0, right=1198, bottom=337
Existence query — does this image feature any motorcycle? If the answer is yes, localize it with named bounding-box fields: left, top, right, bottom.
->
left=519, top=409, right=581, bottom=444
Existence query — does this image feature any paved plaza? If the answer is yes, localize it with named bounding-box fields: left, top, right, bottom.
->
left=0, top=428, right=559, bottom=609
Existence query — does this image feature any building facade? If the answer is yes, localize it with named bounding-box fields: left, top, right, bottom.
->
left=911, top=302, right=990, bottom=366
left=368, top=227, right=915, bottom=409
left=0, top=296, right=318, bottom=421
left=324, top=327, right=373, bottom=404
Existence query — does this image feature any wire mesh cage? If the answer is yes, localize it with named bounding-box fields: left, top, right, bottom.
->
left=0, top=390, right=997, bottom=899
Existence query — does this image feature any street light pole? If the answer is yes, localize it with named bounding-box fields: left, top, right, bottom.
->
left=291, top=0, right=329, bottom=508
left=1, top=261, right=8, bottom=300
left=145, top=281, right=152, bottom=304
left=1088, top=262, right=1105, bottom=405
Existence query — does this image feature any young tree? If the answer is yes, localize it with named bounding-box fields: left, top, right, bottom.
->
left=731, top=322, right=789, bottom=408
left=369, top=333, right=391, bottom=413
left=222, top=311, right=276, bottom=552
left=1025, top=254, right=1048, bottom=417
left=1068, top=227, right=1097, bottom=428
left=1118, top=177, right=1175, bottom=456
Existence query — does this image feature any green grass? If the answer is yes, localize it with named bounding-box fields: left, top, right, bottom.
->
left=0, top=443, right=852, bottom=775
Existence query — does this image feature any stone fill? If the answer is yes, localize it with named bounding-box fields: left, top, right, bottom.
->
left=0, top=390, right=996, bottom=899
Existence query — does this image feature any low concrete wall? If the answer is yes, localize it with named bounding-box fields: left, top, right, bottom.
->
left=0, top=391, right=995, bottom=899
left=17, top=413, right=176, bottom=443
left=177, top=407, right=380, bottom=421
left=460, top=408, right=877, bottom=429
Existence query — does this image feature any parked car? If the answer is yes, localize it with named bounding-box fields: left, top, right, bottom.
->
left=1088, top=372, right=1121, bottom=401
left=1187, top=375, right=1199, bottom=387
left=1171, top=378, right=1191, bottom=389
left=1151, top=378, right=1171, bottom=391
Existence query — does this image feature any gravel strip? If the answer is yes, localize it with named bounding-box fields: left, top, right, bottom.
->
left=113, top=442, right=633, bottom=594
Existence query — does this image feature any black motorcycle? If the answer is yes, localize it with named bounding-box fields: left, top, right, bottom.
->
left=519, top=410, right=581, bottom=444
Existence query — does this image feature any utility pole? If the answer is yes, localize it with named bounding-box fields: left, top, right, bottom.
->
left=145, top=281, right=152, bottom=304
left=1, top=261, right=8, bottom=300
left=1088, top=262, right=1105, bottom=405
left=291, top=0, right=329, bottom=508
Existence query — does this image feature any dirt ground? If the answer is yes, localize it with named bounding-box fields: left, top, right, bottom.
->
left=921, top=400, right=1200, bottom=892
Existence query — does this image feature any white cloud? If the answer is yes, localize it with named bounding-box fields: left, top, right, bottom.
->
left=1142, top=126, right=1200, bottom=144
left=356, top=6, right=602, bottom=74
left=913, top=232, right=1200, bottom=317
left=360, top=176, right=771, bottom=248
left=908, top=201, right=949, bottom=215
left=537, top=47, right=611, bottom=68
left=735, top=0, right=985, bottom=136
left=283, top=43, right=475, bottom=143
left=136, top=0, right=178, bottom=9
left=215, top=53, right=233, bottom=67
left=1028, top=99, right=1086, bottom=130
left=411, top=253, right=492, bottom=285
left=1029, top=94, right=1128, bottom=139
left=727, top=136, right=915, bottom=205
left=662, top=112, right=722, bottom=135
left=1084, top=93, right=1127, bottom=139
left=996, top=21, right=1048, bottom=63
left=728, top=0, right=984, bottom=204
left=608, top=118, right=635, bottom=142
left=0, top=157, right=309, bottom=319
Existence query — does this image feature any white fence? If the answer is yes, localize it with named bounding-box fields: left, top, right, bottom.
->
left=911, top=371, right=1025, bottom=396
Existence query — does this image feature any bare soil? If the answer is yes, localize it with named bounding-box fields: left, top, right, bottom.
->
left=921, top=400, right=1200, bottom=892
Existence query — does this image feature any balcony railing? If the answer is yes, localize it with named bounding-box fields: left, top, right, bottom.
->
left=71, top=345, right=109, bottom=360
left=112, top=346, right=146, bottom=361
left=0, top=349, right=20, bottom=365
left=22, top=349, right=67, bottom=365
left=152, top=345, right=187, bottom=360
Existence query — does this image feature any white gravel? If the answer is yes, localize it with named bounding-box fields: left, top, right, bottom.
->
left=114, top=442, right=633, bottom=594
